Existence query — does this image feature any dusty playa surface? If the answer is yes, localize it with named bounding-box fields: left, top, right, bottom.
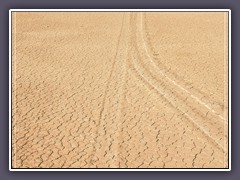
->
left=11, top=12, right=229, bottom=168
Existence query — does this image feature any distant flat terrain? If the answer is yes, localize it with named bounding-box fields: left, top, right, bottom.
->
left=11, top=12, right=229, bottom=168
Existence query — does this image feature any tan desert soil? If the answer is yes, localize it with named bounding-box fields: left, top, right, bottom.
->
left=11, top=12, right=229, bottom=168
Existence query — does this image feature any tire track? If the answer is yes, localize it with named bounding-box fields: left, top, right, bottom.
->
left=98, top=13, right=126, bottom=124
left=89, top=12, right=130, bottom=167
left=127, top=13, right=226, bottom=152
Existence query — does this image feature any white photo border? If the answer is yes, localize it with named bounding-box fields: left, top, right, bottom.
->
left=9, top=9, right=231, bottom=171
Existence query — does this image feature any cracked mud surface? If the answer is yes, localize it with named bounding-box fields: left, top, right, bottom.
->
left=11, top=12, right=229, bottom=168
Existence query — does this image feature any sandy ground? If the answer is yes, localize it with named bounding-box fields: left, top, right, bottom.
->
left=11, top=12, right=229, bottom=168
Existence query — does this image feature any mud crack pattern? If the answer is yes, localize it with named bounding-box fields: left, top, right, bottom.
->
left=11, top=12, right=229, bottom=168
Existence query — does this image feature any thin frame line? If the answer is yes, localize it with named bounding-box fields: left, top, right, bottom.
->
left=9, top=9, right=231, bottom=171
left=13, top=12, right=17, bottom=168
